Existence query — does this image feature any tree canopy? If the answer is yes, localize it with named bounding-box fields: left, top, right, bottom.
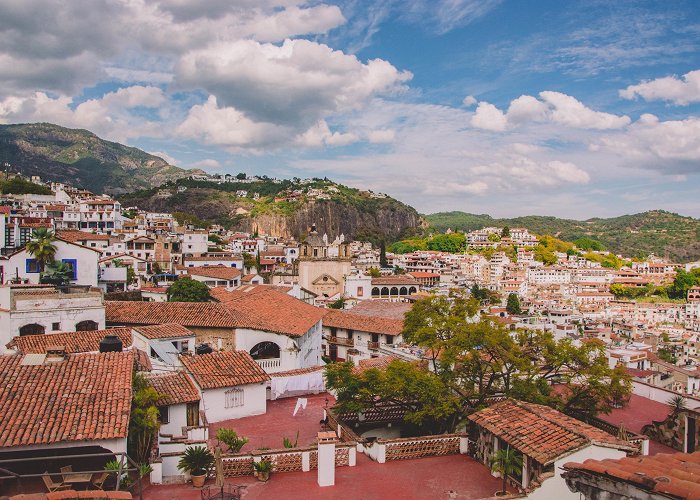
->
left=327, top=292, right=632, bottom=434
left=506, top=293, right=521, bottom=314
left=167, top=277, right=211, bottom=302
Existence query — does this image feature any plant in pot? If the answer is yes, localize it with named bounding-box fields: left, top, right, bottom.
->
left=177, top=445, right=214, bottom=488
left=490, top=446, right=522, bottom=497
left=253, top=459, right=273, bottom=482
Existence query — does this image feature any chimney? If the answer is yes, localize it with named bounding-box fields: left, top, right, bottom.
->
left=99, top=335, right=123, bottom=353
left=45, top=346, right=67, bottom=363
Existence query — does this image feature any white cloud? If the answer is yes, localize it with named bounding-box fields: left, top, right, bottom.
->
left=0, top=86, right=166, bottom=143
left=470, top=102, right=507, bottom=131
left=462, top=95, right=477, bottom=107
left=296, top=120, right=359, bottom=147
left=148, top=151, right=178, bottom=165
left=506, top=95, right=548, bottom=124
left=620, top=69, right=700, bottom=105
left=367, top=129, right=396, bottom=143
left=595, top=113, right=700, bottom=169
left=538, top=91, right=630, bottom=129
left=190, top=158, right=221, bottom=169
left=175, top=38, right=411, bottom=128
left=245, top=5, right=346, bottom=42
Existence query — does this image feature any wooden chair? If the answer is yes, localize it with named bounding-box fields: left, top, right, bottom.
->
left=91, top=472, right=109, bottom=490
left=60, top=465, right=73, bottom=482
left=42, top=472, right=69, bottom=492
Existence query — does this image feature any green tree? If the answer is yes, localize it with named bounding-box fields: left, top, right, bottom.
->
left=242, top=252, right=257, bottom=271
left=506, top=293, right=521, bottom=315
left=215, top=428, right=249, bottom=453
left=490, top=446, right=522, bottom=495
left=40, top=260, right=74, bottom=286
left=25, top=228, right=57, bottom=272
left=487, top=232, right=501, bottom=242
left=668, top=269, right=697, bottom=299
left=129, top=373, right=163, bottom=464
left=427, top=233, right=466, bottom=253
left=167, top=277, right=211, bottom=302
left=367, top=267, right=382, bottom=278
left=501, top=226, right=510, bottom=238
left=327, top=297, right=346, bottom=309
left=236, top=172, right=247, bottom=180
left=379, top=241, right=388, bottom=268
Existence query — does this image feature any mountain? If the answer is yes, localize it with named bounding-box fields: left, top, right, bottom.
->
left=0, top=123, right=197, bottom=194
left=425, top=210, right=700, bottom=263
left=120, top=178, right=424, bottom=242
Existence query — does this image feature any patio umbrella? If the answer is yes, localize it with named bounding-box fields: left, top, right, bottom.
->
left=617, top=423, right=629, bottom=442
left=215, top=446, right=225, bottom=492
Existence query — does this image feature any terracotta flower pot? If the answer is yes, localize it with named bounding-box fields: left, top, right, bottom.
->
left=191, top=473, right=206, bottom=488
left=257, top=471, right=270, bottom=482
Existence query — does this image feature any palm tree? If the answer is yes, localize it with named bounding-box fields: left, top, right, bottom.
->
left=667, top=394, right=687, bottom=417
left=490, top=446, right=523, bottom=496
left=25, top=228, right=57, bottom=272
left=40, top=260, right=74, bottom=286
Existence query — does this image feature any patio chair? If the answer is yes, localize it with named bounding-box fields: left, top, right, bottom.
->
left=42, top=472, right=69, bottom=493
left=60, top=465, right=73, bottom=482
left=91, top=472, right=109, bottom=490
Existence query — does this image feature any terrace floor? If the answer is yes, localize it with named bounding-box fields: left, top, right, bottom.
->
left=209, top=393, right=336, bottom=452
left=142, top=453, right=511, bottom=500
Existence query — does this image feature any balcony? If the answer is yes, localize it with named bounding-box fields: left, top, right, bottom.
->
left=327, top=336, right=354, bottom=347
left=255, top=358, right=281, bottom=370
left=368, top=341, right=380, bottom=350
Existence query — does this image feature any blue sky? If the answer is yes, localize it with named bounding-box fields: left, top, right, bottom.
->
left=0, top=0, right=699, bottom=218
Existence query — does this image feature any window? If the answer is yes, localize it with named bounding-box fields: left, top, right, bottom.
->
left=25, top=259, right=41, bottom=273
left=158, top=406, right=170, bottom=424
left=19, top=324, right=45, bottom=336
left=52, top=322, right=60, bottom=331
left=225, top=388, right=244, bottom=408
left=76, top=320, right=98, bottom=331
left=357, top=286, right=363, bottom=297
left=61, top=259, right=77, bottom=280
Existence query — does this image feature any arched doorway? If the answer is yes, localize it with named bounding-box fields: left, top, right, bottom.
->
left=76, top=320, right=99, bottom=331
left=19, top=324, right=45, bottom=336
left=371, top=287, right=380, bottom=297
left=250, top=341, right=280, bottom=360
left=390, top=287, right=399, bottom=296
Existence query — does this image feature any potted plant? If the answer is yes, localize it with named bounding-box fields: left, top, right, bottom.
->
left=253, top=459, right=273, bottom=482
left=490, top=446, right=522, bottom=496
left=177, top=445, right=214, bottom=488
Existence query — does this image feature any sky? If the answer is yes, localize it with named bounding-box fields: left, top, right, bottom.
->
left=0, top=0, right=699, bottom=219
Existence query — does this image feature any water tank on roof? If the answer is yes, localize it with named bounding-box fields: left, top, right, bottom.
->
left=99, top=335, right=123, bottom=353
left=196, top=343, right=213, bottom=355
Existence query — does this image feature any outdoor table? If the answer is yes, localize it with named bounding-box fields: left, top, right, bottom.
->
left=63, top=472, right=93, bottom=489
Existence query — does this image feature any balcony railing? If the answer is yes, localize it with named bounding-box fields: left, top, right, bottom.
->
left=255, top=358, right=281, bottom=369
left=368, top=341, right=380, bottom=350
left=328, top=336, right=354, bottom=347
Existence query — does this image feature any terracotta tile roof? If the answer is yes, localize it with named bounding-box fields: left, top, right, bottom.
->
left=180, top=351, right=270, bottom=389
left=211, top=287, right=325, bottom=337
left=349, top=301, right=412, bottom=320
left=57, top=230, right=111, bottom=242
left=6, top=328, right=132, bottom=354
left=106, top=301, right=242, bottom=328
left=147, top=371, right=200, bottom=406
left=353, top=355, right=397, bottom=374
left=468, top=399, right=636, bottom=465
left=0, top=351, right=133, bottom=447
left=563, top=451, right=700, bottom=500
left=184, top=255, right=241, bottom=261
left=371, top=276, right=419, bottom=286
left=187, top=266, right=242, bottom=280
left=323, top=309, right=404, bottom=336
left=135, top=348, right=152, bottom=372
left=133, top=323, right=195, bottom=340
left=407, top=271, right=440, bottom=278
left=271, top=365, right=325, bottom=377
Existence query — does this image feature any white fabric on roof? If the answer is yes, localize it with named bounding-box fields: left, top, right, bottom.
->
left=270, top=371, right=325, bottom=400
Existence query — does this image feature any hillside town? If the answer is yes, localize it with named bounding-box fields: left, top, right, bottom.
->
left=0, top=174, right=699, bottom=499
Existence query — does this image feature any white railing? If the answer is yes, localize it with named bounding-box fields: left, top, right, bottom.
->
left=255, top=358, right=281, bottom=370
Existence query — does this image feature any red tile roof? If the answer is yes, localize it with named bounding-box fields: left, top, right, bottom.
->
left=133, top=323, right=195, bottom=340
left=0, top=351, right=133, bottom=447
left=180, top=351, right=270, bottom=389
left=271, top=365, right=325, bottom=378
left=6, top=328, right=132, bottom=354
left=106, top=301, right=242, bottom=328
left=353, top=355, right=397, bottom=373
left=147, top=371, right=200, bottom=406
left=468, top=399, right=636, bottom=465
left=563, top=451, right=700, bottom=500
left=187, top=266, right=242, bottom=280
left=371, top=276, right=420, bottom=286
left=57, top=230, right=111, bottom=242
left=211, top=287, right=325, bottom=337
left=350, top=301, right=412, bottom=320
left=323, top=309, right=404, bottom=336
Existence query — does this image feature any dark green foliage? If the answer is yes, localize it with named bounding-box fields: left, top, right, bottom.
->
left=574, top=237, right=605, bottom=251
left=0, top=177, right=52, bottom=194
left=129, top=373, right=164, bottom=464
left=426, top=233, right=466, bottom=253
left=327, top=297, right=346, bottom=309
left=471, top=284, right=500, bottom=305
left=177, top=446, right=214, bottom=476
left=215, top=428, right=249, bottom=453
left=167, top=277, right=211, bottom=302
left=506, top=293, right=522, bottom=314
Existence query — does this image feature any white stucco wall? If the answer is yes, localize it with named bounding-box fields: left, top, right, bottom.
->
left=235, top=322, right=322, bottom=373
left=200, top=383, right=267, bottom=423
left=4, top=241, right=99, bottom=286
left=527, top=445, right=627, bottom=500
left=159, top=403, right=188, bottom=438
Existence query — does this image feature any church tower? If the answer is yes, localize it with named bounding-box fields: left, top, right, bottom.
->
left=298, top=224, right=352, bottom=298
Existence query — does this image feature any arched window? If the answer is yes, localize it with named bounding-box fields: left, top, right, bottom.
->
left=390, top=287, right=399, bottom=295
left=408, top=287, right=417, bottom=294
left=20, top=324, right=45, bottom=336
left=399, top=287, right=407, bottom=295
left=76, top=320, right=99, bottom=331
left=250, top=341, right=280, bottom=360
left=381, top=287, right=390, bottom=296
left=371, top=287, right=380, bottom=297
